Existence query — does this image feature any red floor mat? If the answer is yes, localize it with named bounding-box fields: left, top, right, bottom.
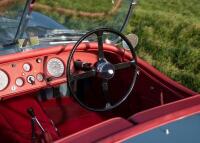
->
left=38, top=97, right=107, bottom=137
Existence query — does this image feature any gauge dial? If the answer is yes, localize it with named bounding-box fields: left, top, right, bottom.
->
left=0, top=70, right=9, bottom=91
left=15, top=77, right=24, bottom=87
left=47, top=58, right=65, bottom=78
left=23, top=63, right=31, bottom=72
left=36, top=73, right=44, bottom=82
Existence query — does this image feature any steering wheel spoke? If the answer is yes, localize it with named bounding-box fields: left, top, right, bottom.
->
left=102, top=79, right=112, bottom=107
left=114, top=60, right=136, bottom=71
left=70, top=69, right=96, bottom=81
left=96, top=31, right=105, bottom=60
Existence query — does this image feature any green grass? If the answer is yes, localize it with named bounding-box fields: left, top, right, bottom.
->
left=35, top=0, right=130, bottom=31
left=37, top=0, right=113, bottom=13
left=35, top=0, right=200, bottom=92
left=127, top=0, right=200, bottom=92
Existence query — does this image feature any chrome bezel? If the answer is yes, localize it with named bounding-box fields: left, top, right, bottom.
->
left=15, top=77, right=24, bottom=87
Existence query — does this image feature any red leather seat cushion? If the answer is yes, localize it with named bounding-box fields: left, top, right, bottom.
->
left=129, top=94, right=200, bottom=123
left=0, top=95, right=59, bottom=143
left=55, top=117, right=133, bottom=143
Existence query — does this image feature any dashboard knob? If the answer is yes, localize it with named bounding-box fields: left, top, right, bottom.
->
left=27, top=75, right=35, bottom=85
left=15, top=77, right=24, bottom=87
left=36, top=58, right=42, bottom=63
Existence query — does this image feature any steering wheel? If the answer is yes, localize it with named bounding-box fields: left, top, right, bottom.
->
left=67, top=28, right=137, bottom=111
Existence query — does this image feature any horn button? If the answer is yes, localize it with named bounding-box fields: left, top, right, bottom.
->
left=96, top=60, right=115, bottom=79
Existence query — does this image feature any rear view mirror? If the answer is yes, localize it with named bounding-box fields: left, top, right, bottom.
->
left=123, top=34, right=139, bottom=49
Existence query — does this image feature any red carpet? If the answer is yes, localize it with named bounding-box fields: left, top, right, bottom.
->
left=38, top=97, right=107, bottom=137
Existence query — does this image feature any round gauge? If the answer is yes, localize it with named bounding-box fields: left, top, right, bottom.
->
left=15, top=77, right=24, bottom=87
left=0, top=70, right=9, bottom=91
left=47, top=58, right=65, bottom=78
left=23, top=63, right=31, bottom=72
left=36, top=73, right=44, bottom=82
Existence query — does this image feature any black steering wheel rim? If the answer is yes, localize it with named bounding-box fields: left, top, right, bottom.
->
left=66, top=28, right=137, bottom=112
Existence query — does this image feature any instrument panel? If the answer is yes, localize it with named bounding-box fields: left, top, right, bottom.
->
left=0, top=46, right=98, bottom=99
left=0, top=56, right=45, bottom=99
left=0, top=51, right=68, bottom=99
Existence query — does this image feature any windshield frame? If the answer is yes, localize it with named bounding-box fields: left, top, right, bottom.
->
left=13, top=0, right=33, bottom=43
left=120, top=0, right=137, bottom=32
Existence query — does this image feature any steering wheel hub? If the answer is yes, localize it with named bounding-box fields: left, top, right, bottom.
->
left=96, top=60, right=115, bottom=80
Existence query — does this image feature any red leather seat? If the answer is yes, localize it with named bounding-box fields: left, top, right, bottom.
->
left=129, top=94, right=200, bottom=123
left=0, top=95, right=59, bottom=143
left=55, top=117, right=133, bottom=143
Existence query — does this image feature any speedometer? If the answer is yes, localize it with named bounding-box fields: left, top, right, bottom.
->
left=47, top=58, right=65, bottom=78
left=0, top=70, right=9, bottom=91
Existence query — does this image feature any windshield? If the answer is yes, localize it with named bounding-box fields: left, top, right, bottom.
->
left=0, top=0, right=136, bottom=55
left=0, top=0, right=30, bottom=45
left=34, top=0, right=134, bottom=34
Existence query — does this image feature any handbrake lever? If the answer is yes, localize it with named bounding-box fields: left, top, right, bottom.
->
left=27, top=107, right=45, bottom=132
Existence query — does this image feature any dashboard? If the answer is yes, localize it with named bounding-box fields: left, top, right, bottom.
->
left=0, top=45, right=98, bottom=99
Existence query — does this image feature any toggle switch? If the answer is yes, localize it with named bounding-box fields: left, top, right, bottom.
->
left=27, top=75, right=35, bottom=85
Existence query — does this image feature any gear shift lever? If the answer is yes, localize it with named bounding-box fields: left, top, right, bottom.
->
left=27, top=107, right=45, bottom=132
left=27, top=108, right=35, bottom=117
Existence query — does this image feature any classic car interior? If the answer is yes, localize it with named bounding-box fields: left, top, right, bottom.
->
left=0, top=0, right=199, bottom=143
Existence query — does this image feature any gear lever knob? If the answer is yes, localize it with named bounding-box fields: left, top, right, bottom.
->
left=27, top=107, right=35, bottom=117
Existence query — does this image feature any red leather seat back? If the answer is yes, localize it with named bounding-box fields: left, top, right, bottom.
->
left=0, top=95, right=59, bottom=143
left=129, top=94, right=200, bottom=123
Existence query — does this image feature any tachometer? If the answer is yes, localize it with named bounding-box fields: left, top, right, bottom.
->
left=47, top=58, right=65, bottom=78
left=0, top=70, right=9, bottom=91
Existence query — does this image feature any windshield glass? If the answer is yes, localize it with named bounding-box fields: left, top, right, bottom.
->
left=0, top=0, right=28, bottom=45
left=0, top=0, right=135, bottom=55
left=34, top=0, right=134, bottom=34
